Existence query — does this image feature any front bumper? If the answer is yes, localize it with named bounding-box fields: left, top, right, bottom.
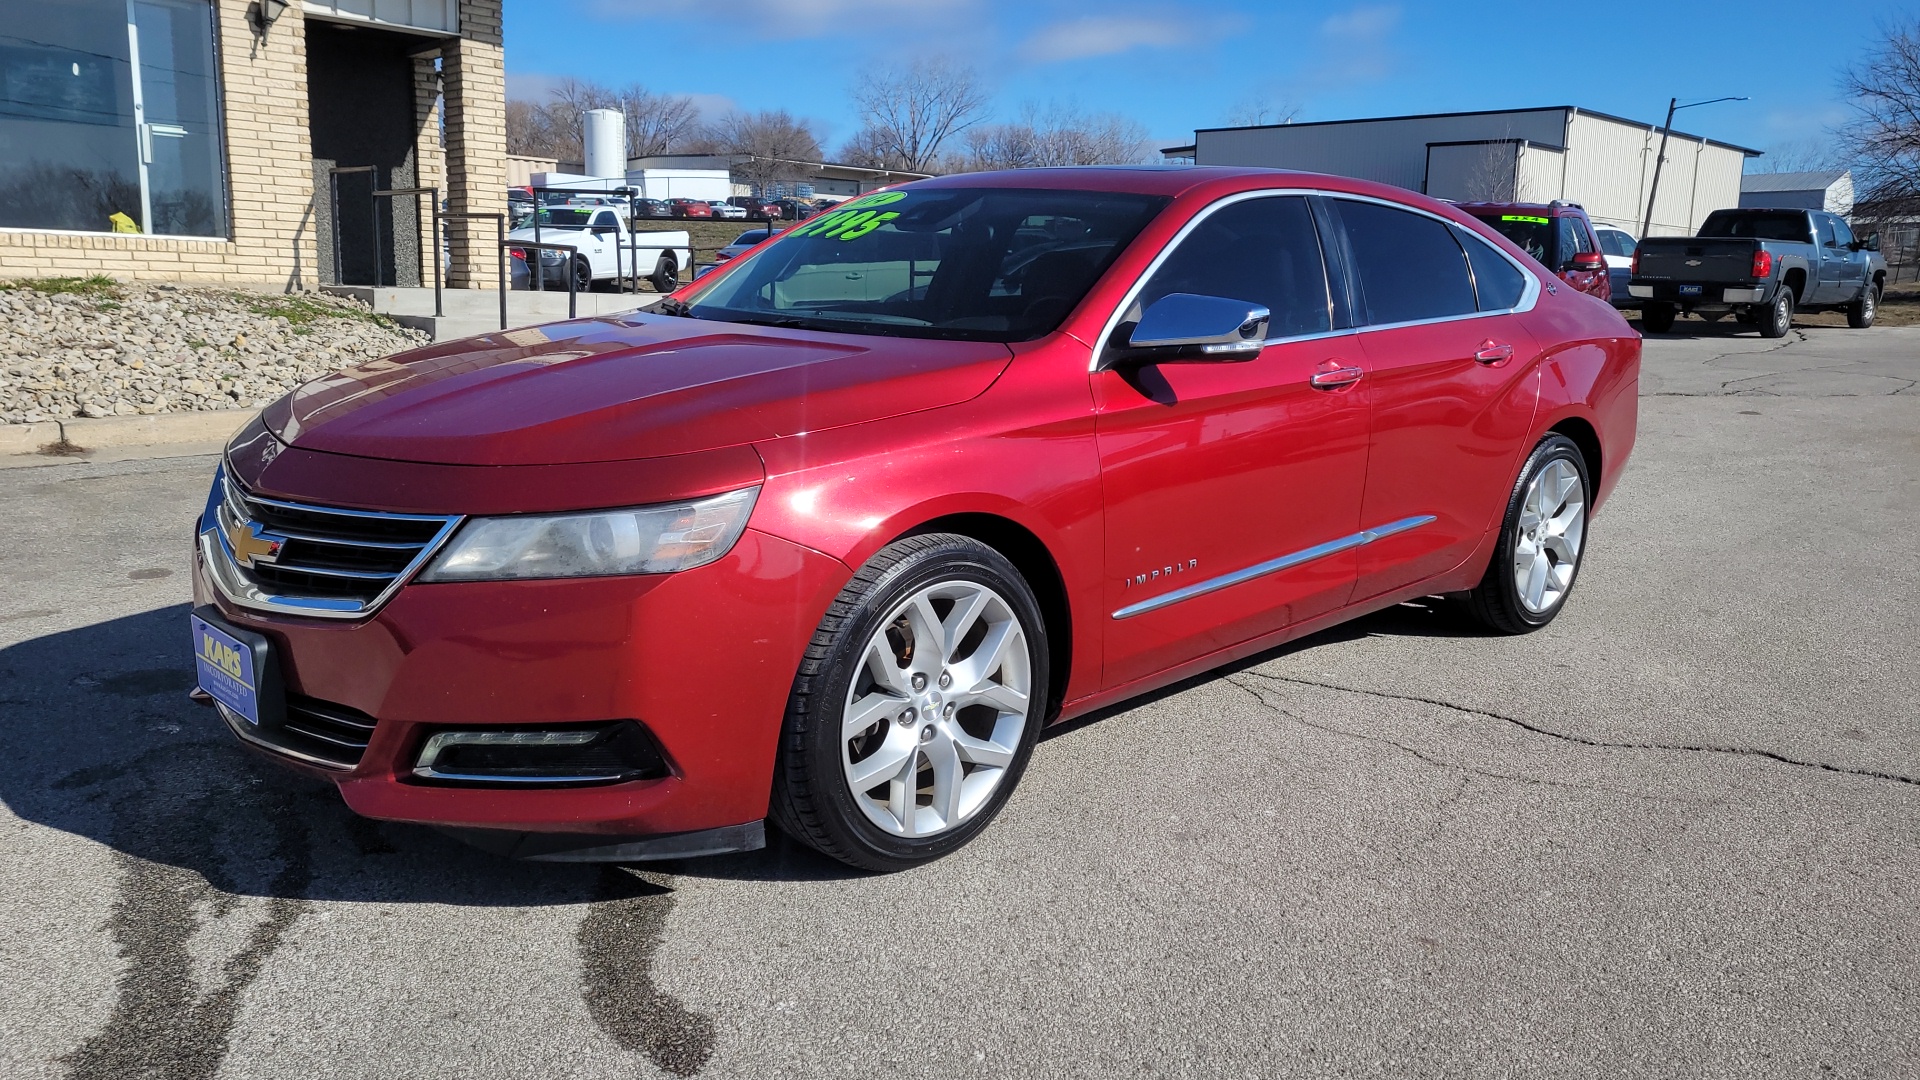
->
left=192, top=527, right=851, bottom=841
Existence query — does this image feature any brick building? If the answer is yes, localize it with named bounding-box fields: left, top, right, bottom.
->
left=0, top=0, right=507, bottom=290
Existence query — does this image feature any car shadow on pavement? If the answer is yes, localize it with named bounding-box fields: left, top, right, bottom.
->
left=0, top=603, right=857, bottom=900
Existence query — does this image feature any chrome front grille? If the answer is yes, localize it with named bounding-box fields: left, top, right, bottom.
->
left=202, top=467, right=461, bottom=619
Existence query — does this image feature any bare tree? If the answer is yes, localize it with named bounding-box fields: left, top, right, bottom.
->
left=1842, top=18, right=1920, bottom=211
left=505, top=78, right=704, bottom=161
left=1224, top=97, right=1301, bottom=128
left=712, top=110, right=823, bottom=194
left=951, top=103, right=1153, bottom=172
left=850, top=58, right=990, bottom=173
left=838, top=126, right=907, bottom=171
left=1457, top=141, right=1521, bottom=202
left=1761, top=137, right=1845, bottom=175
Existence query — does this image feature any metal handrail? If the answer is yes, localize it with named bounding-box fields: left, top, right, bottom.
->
left=372, top=184, right=436, bottom=291
left=505, top=240, right=579, bottom=321
left=432, top=210, right=507, bottom=328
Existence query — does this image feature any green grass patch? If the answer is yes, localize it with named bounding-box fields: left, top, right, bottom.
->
left=0, top=275, right=121, bottom=298
left=239, top=294, right=400, bottom=331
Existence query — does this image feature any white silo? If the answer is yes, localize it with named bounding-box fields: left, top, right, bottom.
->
left=583, top=109, right=627, bottom=179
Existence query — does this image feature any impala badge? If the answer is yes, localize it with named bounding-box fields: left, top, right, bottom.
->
left=1125, top=559, right=1197, bottom=588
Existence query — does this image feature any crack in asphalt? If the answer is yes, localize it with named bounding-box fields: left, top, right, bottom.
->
left=578, top=867, right=717, bottom=1078
left=1241, top=672, right=1920, bottom=790
left=59, top=744, right=315, bottom=1080
left=1220, top=675, right=1715, bottom=805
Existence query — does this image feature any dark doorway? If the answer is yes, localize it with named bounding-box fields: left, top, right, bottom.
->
left=306, top=21, right=424, bottom=286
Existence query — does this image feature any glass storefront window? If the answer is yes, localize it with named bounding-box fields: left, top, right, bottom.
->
left=0, top=0, right=228, bottom=237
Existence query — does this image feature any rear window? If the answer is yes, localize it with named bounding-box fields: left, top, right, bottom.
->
left=1700, top=211, right=1811, bottom=242
left=1334, top=199, right=1478, bottom=325
left=1468, top=212, right=1553, bottom=266
left=1596, top=229, right=1636, bottom=257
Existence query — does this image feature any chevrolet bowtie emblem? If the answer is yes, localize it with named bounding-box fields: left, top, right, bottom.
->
left=225, top=518, right=285, bottom=568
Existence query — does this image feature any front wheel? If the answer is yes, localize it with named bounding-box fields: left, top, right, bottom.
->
left=570, top=255, right=593, bottom=294
left=1758, top=288, right=1794, bottom=338
left=1463, top=434, right=1590, bottom=634
left=1848, top=283, right=1879, bottom=329
left=1642, top=302, right=1676, bottom=334
left=771, top=534, right=1049, bottom=871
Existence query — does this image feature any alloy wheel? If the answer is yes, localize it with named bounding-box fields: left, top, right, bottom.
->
left=1512, top=457, right=1586, bottom=614
left=840, top=580, right=1031, bottom=838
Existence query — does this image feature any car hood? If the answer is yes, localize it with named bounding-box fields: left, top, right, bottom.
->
left=261, top=313, right=1015, bottom=466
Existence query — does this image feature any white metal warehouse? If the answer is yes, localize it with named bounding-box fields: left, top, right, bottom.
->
left=1170, top=106, right=1761, bottom=236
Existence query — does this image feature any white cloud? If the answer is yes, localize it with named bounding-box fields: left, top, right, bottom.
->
left=1320, top=4, right=1401, bottom=40
left=589, top=0, right=975, bottom=33
left=1020, top=14, right=1198, bottom=63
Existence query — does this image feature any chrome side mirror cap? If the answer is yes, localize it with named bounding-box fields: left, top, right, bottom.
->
left=1125, top=292, right=1270, bottom=360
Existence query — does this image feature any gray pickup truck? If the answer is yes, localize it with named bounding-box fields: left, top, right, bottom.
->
left=1629, top=207, right=1884, bottom=337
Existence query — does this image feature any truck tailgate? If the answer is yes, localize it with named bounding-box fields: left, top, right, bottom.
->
left=1635, top=238, right=1756, bottom=284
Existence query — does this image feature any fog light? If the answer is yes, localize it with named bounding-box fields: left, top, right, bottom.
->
left=413, top=721, right=669, bottom=785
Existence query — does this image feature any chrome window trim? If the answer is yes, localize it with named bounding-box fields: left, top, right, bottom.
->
left=1091, top=188, right=1542, bottom=372
left=200, top=465, right=464, bottom=621
left=1111, top=515, right=1436, bottom=620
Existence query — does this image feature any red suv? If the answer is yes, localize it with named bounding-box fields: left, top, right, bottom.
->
left=1456, top=201, right=1610, bottom=302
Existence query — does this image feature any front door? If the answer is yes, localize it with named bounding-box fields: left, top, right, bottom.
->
left=1821, top=217, right=1869, bottom=304
left=1324, top=197, right=1544, bottom=602
left=1095, top=194, right=1370, bottom=690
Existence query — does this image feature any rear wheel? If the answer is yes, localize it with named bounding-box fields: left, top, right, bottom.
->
left=570, top=255, right=593, bottom=294
left=1848, top=282, right=1879, bottom=329
left=1463, top=434, right=1590, bottom=635
left=650, top=255, right=678, bottom=293
left=771, top=534, right=1049, bottom=871
left=1641, top=302, right=1676, bottom=333
left=1758, top=288, right=1794, bottom=338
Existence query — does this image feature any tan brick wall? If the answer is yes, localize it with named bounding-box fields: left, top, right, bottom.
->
left=0, top=1, right=318, bottom=289
left=413, top=57, right=446, bottom=285
left=442, top=0, right=507, bottom=290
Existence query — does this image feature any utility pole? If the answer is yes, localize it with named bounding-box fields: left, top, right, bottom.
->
left=1640, top=95, right=1748, bottom=238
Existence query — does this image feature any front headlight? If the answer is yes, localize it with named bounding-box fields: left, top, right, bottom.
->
left=419, top=487, right=758, bottom=582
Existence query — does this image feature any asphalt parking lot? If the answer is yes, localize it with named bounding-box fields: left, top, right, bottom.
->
left=2, top=319, right=1916, bottom=1079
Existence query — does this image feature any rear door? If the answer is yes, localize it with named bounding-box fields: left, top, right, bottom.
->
left=1094, top=194, right=1369, bottom=689
left=1326, top=198, right=1543, bottom=603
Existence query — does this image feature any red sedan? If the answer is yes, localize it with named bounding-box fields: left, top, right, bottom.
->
left=670, top=198, right=713, bottom=219
left=190, top=168, right=1638, bottom=871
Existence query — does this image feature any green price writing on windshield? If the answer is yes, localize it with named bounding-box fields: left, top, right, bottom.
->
left=788, top=191, right=909, bottom=242
left=1501, top=214, right=1550, bottom=224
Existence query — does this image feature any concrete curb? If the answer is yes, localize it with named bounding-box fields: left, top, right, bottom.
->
left=0, top=409, right=258, bottom=456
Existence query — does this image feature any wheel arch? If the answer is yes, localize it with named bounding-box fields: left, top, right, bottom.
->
left=1782, top=266, right=1808, bottom=303
left=1548, top=415, right=1602, bottom=490
left=894, top=512, right=1072, bottom=722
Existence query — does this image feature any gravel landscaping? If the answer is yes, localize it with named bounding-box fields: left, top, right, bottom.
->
left=0, top=277, right=429, bottom=425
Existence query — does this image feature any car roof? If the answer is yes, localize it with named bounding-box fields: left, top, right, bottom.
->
left=907, top=166, right=1504, bottom=220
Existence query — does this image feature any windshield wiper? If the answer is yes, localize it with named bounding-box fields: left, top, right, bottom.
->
left=652, top=297, right=697, bottom=318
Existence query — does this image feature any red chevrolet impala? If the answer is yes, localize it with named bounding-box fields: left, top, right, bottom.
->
left=190, top=168, right=1638, bottom=871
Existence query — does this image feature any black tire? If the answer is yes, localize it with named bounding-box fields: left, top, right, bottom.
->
left=1848, top=282, right=1879, bottom=329
left=1758, top=287, right=1794, bottom=338
left=1642, top=302, right=1676, bottom=334
left=770, top=533, right=1049, bottom=872
left=570, top=255, right=593, bottom=294
left=650, top=255, right=678, bottom=294
left=1462, top=434, right=1591, bottom=635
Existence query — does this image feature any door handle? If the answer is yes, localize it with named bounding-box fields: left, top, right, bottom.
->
left=1309, top=364, right=1363, bottom=390
left=1474, top=341, right=1514, bottom=366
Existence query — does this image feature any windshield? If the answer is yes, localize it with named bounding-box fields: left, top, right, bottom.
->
left=1471, top=213, right=1553, bottom=266
left=1700, top=211, right=1811, bottom=242
left=684, top=187, right=1169, bottom=342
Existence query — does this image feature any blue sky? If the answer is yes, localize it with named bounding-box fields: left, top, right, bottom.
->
left=504, top=0, right=1920, bottom=165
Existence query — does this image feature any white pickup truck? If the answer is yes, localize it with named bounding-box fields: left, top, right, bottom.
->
left=508, top=204, right=691, bottom=293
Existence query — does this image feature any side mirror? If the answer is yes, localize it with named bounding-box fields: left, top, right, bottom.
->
left=1112, top=292, right=1270, bottom=364
left=1569, top=251, right=1606, bottom=273
left=1855, top=232, right=1881, bottom=252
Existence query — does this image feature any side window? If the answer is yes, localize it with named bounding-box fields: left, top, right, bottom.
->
left=1555, top=216, right=1591, bottom=267
left=1133, top=196, right=1332, bottom=338
left=1817, top=217, right=1837, bottom=248
left=1455, top=227, right=1529, bottom=311
left=1599, top=230, right=1633, bottom=257
left=1334, top=199, right=1477, bottom=325
left=1832, top=218, right=1856, bottom=249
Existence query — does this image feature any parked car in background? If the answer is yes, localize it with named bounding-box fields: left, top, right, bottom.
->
left=194, top=169, right=1637, bottom=872
left=1592, top=223, right=1637, bottom=309
left=727, top=196, right=778, bottom=219
left=770, top=198, right=817, bottom=221
left=507, top=204, right=689, bottom=293
left=671, top=198, right=713, bottom=219
left=711, top=201, right=748, bottom=219
left=1455, top=201, right=1611, bottom=303
left=716, top=226, right=777, bottom=261
left=1630, top=207, right=1885, bottom=336
left=633, top=198, right=674, bottom=220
